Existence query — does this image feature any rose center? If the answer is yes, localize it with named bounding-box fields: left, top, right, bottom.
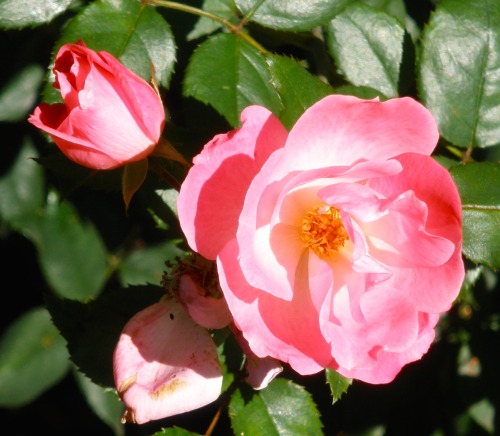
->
left=300, top=206, right=349, bottom=259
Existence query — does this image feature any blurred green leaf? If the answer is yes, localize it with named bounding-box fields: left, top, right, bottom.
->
left=152, top=427, right=201, bottom=435
left=468, top=398, right=495, bottom=434
left=456, top=265, right=483, bottom=305
left=187, top=0, right=235, bottom=41
left=326, top=3, right=405, bottom=97
left=0, top=138, right=44, bottom=233
left=34, top=192, right=109, bottom=300
left=325, top=368, right=352, bottom=404
left=155, top=188, right=180, bottom=219
left=216, top=342, right=235, bottom=393
left=235, top=0, right=352, bottom=31
left=229, top=378, right=323, bottom=435
left=451, top=162, right=500, bottom=268
left=184, top=33, right=281, bottom=127
left=457, top=343, right=481, bottom=378
left=74, top=370, right=125, bottom=436
left=117, top=240, right=184, bottom=287
left=0, top=0, right=73, bottom=29
left=45, top=285, right=164, bottom=387
left=0, top=64, right=44, bottom=122
left=214, top=328, right=242, bottom=393
left=0, top=307, right=70, bottom=407
left=43, top=0, right=175, bottom=102
left=266, top=54, right=333, bottom=129
left=335, top=84, right=386, bottom=100
left=418, top=0, right=500, bottom=148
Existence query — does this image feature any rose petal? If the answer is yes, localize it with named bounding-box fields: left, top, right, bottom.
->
left=230, top=324, right=283, bottom=390
left=368, top=153, right=464, bottom=312
left=218, top=240, right=334, bottom=375
left=113, top=299, right=222, bottom=424
left=237, top=159, right=402, bottom=300
left=177, top=105, right=287, bottom=259
left=178, top=274, right=232, bottom=329
left=326, top=285, right=419, bottom=371
left=335, top=313, right=439, bottom=384
left=320, top=182, right=455, bottom=268
left=283, top=94, right=439, bottom=171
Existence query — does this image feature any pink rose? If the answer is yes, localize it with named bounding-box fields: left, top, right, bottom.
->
left=177, top=95, right=464, bottom=384
left=28, top=41, right=165, bottom=170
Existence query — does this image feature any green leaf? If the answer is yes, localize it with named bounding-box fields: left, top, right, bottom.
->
left=34, top=192, right=109, bottom=301
left=0, top=307, right=70, bottom=407
left=335, top=84, right=387, bottom=100
left=117, top=240, right=185, bottom=287
left=45, top=285, right=164, bottom=387
left=0, top=138, right=44, bottom=233
left=235, top=0, right=352, bottom=31
left=468, top=398, right=495, bottom=434
left=361, top=0, right=420, bottom=41
left=266, top=54, right=333, bottom=129
left=44, top=0, right=175, bottom=102
left=450, top=162, right=500, bottom=268
left=155, top=188, right=180, bottom=219
left=418, top=0, right=500, bottom=148
left=215, top=329, right=242, bottom=393
left=326, top=3, right=406, bottom=97
left=152, top=427, right=202, bottom=436
left=184, top=33, right=281, bottom=127
left=229, top=378, right=323, bottom=435
left=0, top=0, right=73, bottom=29
left=325, top=368, right=352, bottom=404
left=0, top=64, right=44, bottom=122
left=187, top=0, right=235, bottom=41
left=74, top=370, right=125, bottom=436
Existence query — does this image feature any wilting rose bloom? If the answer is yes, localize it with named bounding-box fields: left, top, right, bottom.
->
left=177, top=95, right=464, bottom=384
left=177, top=272, right=282, bottom=390
left=28, top=41, right=165, bottom=170
left=113, top=297, right=222, bottom=424
left=177, top=273, right=232, bottom=329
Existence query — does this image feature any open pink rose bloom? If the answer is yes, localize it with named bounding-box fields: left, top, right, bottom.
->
left=178, top=95, right=464, bottom=384
left=28, top=41, right=165, bottom=170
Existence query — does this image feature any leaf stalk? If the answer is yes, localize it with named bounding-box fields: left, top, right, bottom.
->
left=144, top=0, right=268, bottom=53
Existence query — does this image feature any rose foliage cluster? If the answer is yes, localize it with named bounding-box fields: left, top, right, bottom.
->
left=1, top=0, right=499, bottom=435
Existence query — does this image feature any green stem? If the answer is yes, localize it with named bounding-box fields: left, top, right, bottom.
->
left=144, top=0, right=268, bottom=53
left=238, top=0, right=266, bottom=28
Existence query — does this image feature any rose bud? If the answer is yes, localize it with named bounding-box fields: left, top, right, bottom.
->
left=28, top=41, right=165, bottom=170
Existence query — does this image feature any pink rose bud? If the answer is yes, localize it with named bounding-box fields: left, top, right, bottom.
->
left=28, top=41, right=165, bottom=170
left=178, top=95, right=465, bottom=384
left=113, top=298, right=222, bottom=424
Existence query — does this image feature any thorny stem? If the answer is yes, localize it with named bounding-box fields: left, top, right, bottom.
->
left=143, top=0, right=268, bottom=53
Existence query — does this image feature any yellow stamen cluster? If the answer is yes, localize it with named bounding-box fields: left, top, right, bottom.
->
left=301, top=206, right=349, bottom=259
